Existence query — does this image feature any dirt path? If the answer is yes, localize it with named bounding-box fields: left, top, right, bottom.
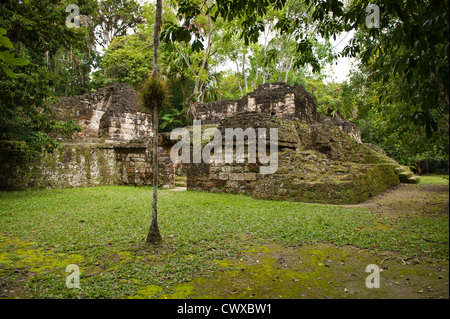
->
left=354, top=183, right=449, bottom=219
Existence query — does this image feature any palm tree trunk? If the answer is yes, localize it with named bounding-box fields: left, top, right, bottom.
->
left=152, top=0, right=162, bottom=78
left=146, top=100, right=162, bottom=243
left=146, top=0, right=163, bottom=244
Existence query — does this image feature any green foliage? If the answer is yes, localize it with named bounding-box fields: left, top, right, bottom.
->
left=159, top=106, right=189, bottom=132
left=419, top=175, right=449, bottom=186
left=304, top=78, right=356, bottom=120
left=94, top=0, right=144, bottom=50
left=1, top=0, right=447, bottom=164
left=0, top=67, right=82, bottom=153
left=1, top=0, right=98, bottom=96
left=344, top=69, right=449, bottom=166
left=0, top=0, right=89, bottom=152
left=341, top=0, right=449, bottom=138
left=163, top=0, right=335, bottom=111
left=173, top=0, right=448, bottom=145
left=94, top=34, right=153, bottom=89
left=211, top=0, right=286, bottom=44
left=0, top=28, right=30, bottom=78
left=217, top=73, right=242, bottom=100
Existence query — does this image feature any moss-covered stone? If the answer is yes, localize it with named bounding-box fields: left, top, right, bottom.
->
left=187, top=112, right=405, bottom=204
left=0, top=143, right=119, bottom=190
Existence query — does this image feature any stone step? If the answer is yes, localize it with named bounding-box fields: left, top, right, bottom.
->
left=406, top=175, right=420, bottom=184
left=395, top=165, right=410, bottom=174
left=395, top=165, right=420, bottom=183
left=398, top=171, right=414, bottom=182
left=175, top=176, right=187, bottom=187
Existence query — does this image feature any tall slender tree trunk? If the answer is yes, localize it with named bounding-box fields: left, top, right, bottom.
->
left=235, top=60, right=242, bottom=94
left=254, top=64, right=259, bottom=90
left=200, top=83, right=207, bottom=103
left=146, top=0, right=163, bottom=244
left=284, top=56, right=294, bottom=83
left=185, top=77, right=200, bottom=116
left=242, top=51, right=248, bottom=93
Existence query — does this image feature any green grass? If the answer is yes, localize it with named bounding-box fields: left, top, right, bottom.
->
left=0, top=186, right=448, bottom=298
left=419, top=174, right=449, bottom=185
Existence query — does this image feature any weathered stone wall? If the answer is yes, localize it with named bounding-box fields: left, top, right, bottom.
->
left=318, top=114, right=361, bottom=143
left=0, top=141, right=175, bottom=190
left=252, top=150, right=400, bottom=204
left=195, top=82, right=361, bottom=143
left=55, top=83, right=153, bottom=143
left=0, top=83, right=176, bottom=190
left=186, top=112, right=297, bottom=195
left=112, top=142, right=175, bottom=187
left=195, top=83, right=318, bottom=124
left=0, top=142, right=118, bottom=190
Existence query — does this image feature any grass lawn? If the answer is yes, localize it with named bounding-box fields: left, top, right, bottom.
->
left=0, top=179, right=448, bottom=298
left=418, top=174, right=449, bottom=185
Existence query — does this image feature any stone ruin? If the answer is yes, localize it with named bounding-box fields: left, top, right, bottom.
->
left=195, top=82, right=362, bottom=143
left=0, top=82, right=418, bottom=204
left=188, top=83, right=417, bottom=204
left=0, top=83, right=175, bottom=189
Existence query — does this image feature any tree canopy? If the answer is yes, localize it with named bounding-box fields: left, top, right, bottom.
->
left=0, top=0, right=448, bottom=167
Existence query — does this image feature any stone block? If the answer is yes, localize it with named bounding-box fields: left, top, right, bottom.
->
left=218, top=172, right=229, bottom=180
left=223, top=166, right=232, bottom=173
left=244, top=173, right=257, bottom=181
left=226, top=180, right=239, bottom=188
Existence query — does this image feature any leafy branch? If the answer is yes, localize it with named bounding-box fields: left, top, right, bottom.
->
left=0, top=28, right=29, bottom=78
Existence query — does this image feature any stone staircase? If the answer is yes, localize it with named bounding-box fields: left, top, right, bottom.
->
left=395, top=166, right=420, bottom=184
left=175, top=175, right=187, bottom=187
left=173, top=175, right=187, bottom=190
